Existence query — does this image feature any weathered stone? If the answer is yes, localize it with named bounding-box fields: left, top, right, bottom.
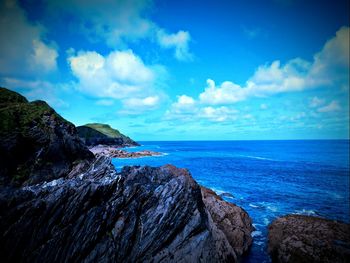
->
left=268, top=214, right=350, bottom=263
left=0, top=158, right=253, bottom=263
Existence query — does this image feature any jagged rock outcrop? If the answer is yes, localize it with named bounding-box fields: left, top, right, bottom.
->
left=268, top=215, right=350, bottom=263
left=77, top=123, right=139, bottom=147
left=0, top=87, right=93, bottom=186
left=201, top=187, right=254, bottom=257
left=0, top=157, right=253, bottom=263
left=0, top=87, right=254, bottom=262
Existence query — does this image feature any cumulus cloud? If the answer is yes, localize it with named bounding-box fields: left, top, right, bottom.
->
left=68, top=49, right=157, bottom=100
left=317, top=100, right=341, bottom=113
left=165, top=95, right=238, bottom=122
left=157, top=30, right=193, bottom=61
left=68, top=49, right=166, bottom=114
left=309, top=96, right=325, bottom=108
left=1, top=77, right=67, bottom=108
left=198, top=106, right=238, bottom=122
left=310, top=26, right=349, bottom=83
left=122, top=96, right=159, bottom=108
left=50, top=0, right=153, bottom=47
left=196, top=27, right=349, bottom=105
left=0, top=0, right=58, bottom=77
left=50, top=0, right=193, bottom=61
left=199, top=79, right=247, bottom=104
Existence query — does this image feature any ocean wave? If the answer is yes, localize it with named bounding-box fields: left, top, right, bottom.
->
left=294, top=209, right=317, bottom=216
left=238, top=155, right=276, bottom=161
left=211, top=188, right=225, bottom=195
left=251, top=230, right=262, bottom=238
left=263, top=218, right=270, bottom=226
left=254, top=241, right=265, bottom=246
left=249, top=203, right=259, bottom=208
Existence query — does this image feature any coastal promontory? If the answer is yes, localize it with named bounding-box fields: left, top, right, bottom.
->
left=0, top=87, right=254, bottom=262
left=77, top=123, right=139, bottom=147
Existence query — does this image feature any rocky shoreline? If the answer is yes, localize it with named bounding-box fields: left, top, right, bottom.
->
left=89, top=145, right=163, bottom=158
left=268, top=215, right=350, bottom=263
left=1, top=87, right=349, bottom=262
left=0, top=87, right=254, bottom=262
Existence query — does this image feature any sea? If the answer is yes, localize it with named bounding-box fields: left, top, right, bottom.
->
left=112, top=140, right=350, bottom=263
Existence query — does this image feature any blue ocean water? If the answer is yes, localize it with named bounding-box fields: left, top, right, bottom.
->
left=112, top=140, right=350, bottom=262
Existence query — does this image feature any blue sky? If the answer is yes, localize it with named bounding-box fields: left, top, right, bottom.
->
left=0, top=0, right=349, bottom=140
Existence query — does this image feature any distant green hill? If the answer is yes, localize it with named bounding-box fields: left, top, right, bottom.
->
left=77, top=123, right=139, bottom=147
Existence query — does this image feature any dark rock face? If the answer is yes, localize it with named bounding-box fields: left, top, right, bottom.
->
left=0, top=157, right=253, bottom=263
left=268, top=215, right=350, bottom=263
left=201, top=187, right=254, bottom=257
left=0, top=87, right=254, bottom=262
left=77, top=124, right=139, bottom=147
left=0, top=87, right=93, bottom=186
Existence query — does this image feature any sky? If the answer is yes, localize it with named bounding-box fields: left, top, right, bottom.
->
left=0, top=0, right=349, bottom=140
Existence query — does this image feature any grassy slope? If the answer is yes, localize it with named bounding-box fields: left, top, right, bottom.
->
left=83, top=123, right=124, bottom=138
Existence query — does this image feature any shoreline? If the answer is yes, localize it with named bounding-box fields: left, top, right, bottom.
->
left=89, top=144, right=162, bottom=158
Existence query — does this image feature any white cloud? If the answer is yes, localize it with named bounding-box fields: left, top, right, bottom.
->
left=166, top=95, right=238, bottom=122
left=157, top=29, right=193, bottom=61
left=1, top=77, right=67, bottom=108
left=196, top=27, right=349, bottom=105
left=310, top=26, right=349, bottom=82
left=122, top=95, right=159, bottom=108
left=317, top=100, right=341, bottom=113
left=118, top=95, right=160, bottom=115
left=260, top=103, right=268, bottom=110
left=96, top=99, right=114, bottom=106
left=309, top=96, right=324, bottom=108
left=199, top=79, right=246, bottom=104
left=31, top=39, right=58, bottom=72
left=0, top=0, right=58, bottom=77
left=50, top=0, right=193, bottom=61
left=68, top=49, right=159, bottom=100
left=50, top=0, right=153, bottom=47
left=198, top=106, right=238, bottom=122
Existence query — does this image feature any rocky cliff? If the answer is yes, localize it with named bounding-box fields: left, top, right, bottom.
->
left=268, top=215, right=350, bottom=263
left=0, top=88, right=254, bottom=262
left=0, top=87, right=93, bottom=186
left=77, top=123, right=139, bottom=147
left=0, top=157, right=253, bottom=263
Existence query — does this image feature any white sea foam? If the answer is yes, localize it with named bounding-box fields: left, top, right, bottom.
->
left=211, top=188, right=225, bottom=195
left=249, top=203, right=259, bottom=208
left=238, top=155, right=276, bottom=161
left=251, top=230, right=262, bottom=238
left=266, top=205, right=278, bottom=212
left=263, top=218, right=270, bottom=226
left=254, top=241, right=265, bottom=246
left=294, top=209, right=317, bottom=216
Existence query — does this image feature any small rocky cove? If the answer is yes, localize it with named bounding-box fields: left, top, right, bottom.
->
left=0, top=87, right=349, bottom=262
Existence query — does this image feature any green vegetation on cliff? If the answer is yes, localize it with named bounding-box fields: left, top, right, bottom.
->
left=84, top=123, right=124, bottom=138
left=77, top=123, right=138, bottom=146
left=0, top=87, right=93, bottom=186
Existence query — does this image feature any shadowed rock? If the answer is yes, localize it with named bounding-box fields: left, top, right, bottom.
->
left=0, top=87, right=254, bottom=262
left=268, top=214, right=350, bottom=263
left=0, top=158, right=253, bottom=263
left=0, top=87, right=93, bottom=186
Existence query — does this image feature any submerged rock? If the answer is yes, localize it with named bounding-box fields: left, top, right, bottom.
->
left=268, top=214, right=350, bottom=263
left=0, top=157, right=253, bottom=263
